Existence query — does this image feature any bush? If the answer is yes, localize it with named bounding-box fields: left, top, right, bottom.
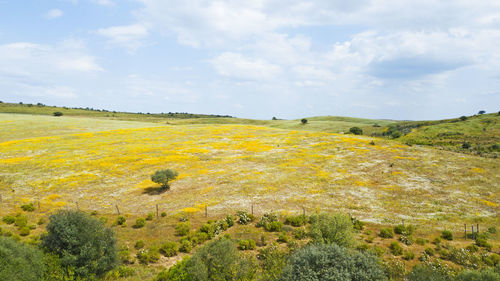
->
left=293, top=228, right=307, bottom=240
left=14, top=215, right=28, bottom=228
left=151, top=169, right=178, bottom=190
left=349, top=127, right=363, bottom=135
left=179, top=240, right=192, bottom=253
left=277, top=233, right=288, bottom=243
left=161, top=212, right=167, bottom=217
left=394, top=224, right=415, bottom=235
left=135, top=240, right=145, bottom=249
left=309, top=213, right=354, bottom=247
left=399, top=234, right=414, bottom=245
left=116, top=216, right=126, bottom=226
left=280, top=243, right=387, bottom=281
left=379, top=228, right=394, bottom=238
left=0, top=237, right=45, bottom=281
left=146, top=213, right=154, bottom=221
left=137, top=247, right=160, bottom=264
left=118, top=246, right=133, bottom=264
left=37, top=218, right=45, bottom=225
left=266, top=221, right=284, bottom=232
left=133, top=218, right=146, bottom=228
left=257, top=244, right=288, bottom=281
left=403, top=251, right=415, bottom=260
left=160, top=241, right=178, bottom=257
left=416, top=237, right=427, bottom=245
left=390, top=241, right=403, bottom=256
left=238, top=239, right=256, bottom=251
left=441, top=230, right=453, bottom=240
left=456, top=269, right=500, bottom=281
left=2, top=215, right=15, bottom=224
left=53, top=111, right=63, bottom=116
left=462, top=142, right=471, bottom=149
left=40, top=210, right=117, bottom=278
left=424, top=247, right=435, bottom=256
left=19, top=226, right=30, bottom=236
left=175, top=222, right=190, bottom=236
left=301, top=118, right=308, bottom=124
left=236, top=211, right=252, bottom=225
left=460, top=116, right=468, bottom=121
left=21, top=203, right=35, bottom=212
left=408, top=263, right=454, bottom=281
left=285, top=215, right=307, bottom=227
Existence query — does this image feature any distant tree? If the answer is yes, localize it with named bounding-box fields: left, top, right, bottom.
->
left=0, top=237, right=45, bottom=281
left=272, top=117, right=278, bottom=120
left=459, top=116, right=468, bottom=121
left=301, top=118, right=308, bottom=124
left=279, top=244, right=387, bottom=281
left=53, top=112, right=63, bottom=117
left=151, top=169, right=178, bottom=190
left=40, top=210, right=117, bottom=278
left=478, top=110, right=486, bottom=115
left=349, top=127, right=363, bottom=135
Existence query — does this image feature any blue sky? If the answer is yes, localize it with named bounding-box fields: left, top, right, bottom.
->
left=0, top=0, right=499, bottom=120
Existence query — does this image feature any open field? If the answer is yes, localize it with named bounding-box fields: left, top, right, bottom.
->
left=1, top=113, right=498, bottom=228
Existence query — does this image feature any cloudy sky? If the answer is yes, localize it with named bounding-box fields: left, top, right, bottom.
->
left=0, top=0, right=499, bottom=120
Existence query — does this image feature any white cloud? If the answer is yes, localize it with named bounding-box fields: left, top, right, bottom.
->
left=45, top=9, right=63, bottom=19
left=92, top=0, right=115, bottom=6
left=97, top=24, right=149, bottom=51
left=210, top=52, right=282, bottom=81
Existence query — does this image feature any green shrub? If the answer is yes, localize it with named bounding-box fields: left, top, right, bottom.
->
left=135, top=240, right=145, bottom=249
left=403, top=251, right=415, bottom=260
left=484, top=253, right=500, bottom=267
left=433, top=237, right=441, bottom=245
left=19, top=226, right=30, bottom=236
left=133, top=218, right=146, bottom=228
left=352, top=218, right=365, bottom=231
left=2, top=215, right=15, bottom=224
left=118, top=246, right=133, bottom=264
left=40, top=210, right=117, bottom=278
left=175, top=222, right=190, bottom=236
left=488, top=227, right=497, bottom=234
left=349, top=127, right=363, bottom=135
left=116, top=266, right=135, bottom=278
left=424, top=247, right=435, bottom=256
left=416, top=237, right=427, bottom=245
left=53, top=111, right=63, bottom=116
left=408, top=263, right=454, bottom=281
left=21, top=203, right=35, bottom=212
left=309, top=213, right=354, bottom=247
left=301, top=118, right=308, bottom=124
left=399, top=234, right=414, bottom=245
left=116, top=216, right=126, bottom=226
left=137, top=247, right=160, bottom=264
left=441, top=230, right=453, bottom=240
left=160, top=241, right=178, bottom=257
left=456, top=268, right=500, bottom=281
left=293, top=228, right=307, bottom=240
left=257, top=244, right=288, bottom=281
left=390, top=241, right=403, bottom=256
left=277, top=233, right=288, bottom=243
left=379, top=228, right=394, bottom=238
left=223, top=215, right=234, bottom=227
left=37, top=218, right=45, bottom=225
left=394, top=224, right=415, bottom=235
left=146, top=213, right=154, bottom=221
left=0, top=237, right=45, bottom=281
left=280, top=243, right=387, bottom=281
left=266, top=221, right=284, bottom=232
left=236, top=211, right=252, bottom=225
left=179, top=240, right=192, bottom=253
left=238, top=239, right=256, bottom=251
left=285, top=215, right=307, bottom=227
left=161, top=212, right=167, bottom=217
left=154, top=256, right=190, bottom=281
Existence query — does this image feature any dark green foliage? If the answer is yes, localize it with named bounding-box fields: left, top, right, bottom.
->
left=176, top=222, right=190, bottom=236
left=154, top=256, right=190, bottom=281
left=146, top=213, right=154, bottom=221
left=19, top=226, right=30, bottom=236
left=285, top=215, right=307, bottom=227
left=403, top=251, right=415, bottom=260
left=441, top=230, right=453, bottom=240
left=478, top=110, right=486, bottom=115
left=160, top=241, right=178, bottom=257
left=484, top=253, right=500, bottom=266
left=15, top=215, right=28, bottom=228
left=258, top=244, right=288, bottom=281
left=407, top=263, right=454, bottom=281
left=53, top=111, right=63, bottom=116
left=161, top=212, right=167, bottom=217
left=184, top=238, right=257, bottom=281
left=40, top=210, right=118, bottom=278
left=379, top=227, right=394, bottom=238
left=456, top=269, right=500, bottom=281
left=351, top=217, right=365, bottom=231
left=416, top=237, right=427, bottom=245
left=293, top=228, right=307, bottom=240
left=224, top=215, right=234, bottom=227
left=238, top=239, right=256, bottom=250
left=21, top=203, right=35, bottom=212
left=137, top=247, right=160, bottom=264
left=301, top=118, right=308, bottom=124
left=151, top=169, right=178, bottom=190
left=118, top=246, right=133, bottom=264
left=462, top=142, right=471, bottom=149
left=2, top=215, right=15, bottom=224
left=279, top=243, right=387, bottom=281
left=277, top=233, right=288, bottom=243
left=390, top=241, right=403, bottom=256
left=179, top=240, right=193, bottom=253
left=309, top=213, right=354, bottom=247
left=394, top=224, right=415, bottom=235
left=425, top=247, right=435, bottom=256
left=116, top=216, right=126, bottom=226
left=349, top=126, right=363, bottom=135
left=134, top=240, right=145, bottom=249
left=133, top=218, right=146, bottom=228
left=460, top=116, right=468, bottom=121
left=0, top=237, right=44, bottom=281
left=236, top=211, right=252, bottom=225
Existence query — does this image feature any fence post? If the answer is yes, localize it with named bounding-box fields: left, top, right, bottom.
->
left=251, top=203, right=254, bottom=215
left=464, top=224, right=467, bottom=239
left=115, top=204, right=120, bottom=215
left=205, top=205, right=208, bottom=218
left=156, top=204, right=159, bottom=218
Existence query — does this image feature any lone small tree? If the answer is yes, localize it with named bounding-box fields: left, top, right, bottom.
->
left=349, top=127, right=363, bottom=135
left=301, top=118, right=308, bottom=124
left=151, top=169, right=178, bottom=190
left=478, top=110, right=486, bottom=115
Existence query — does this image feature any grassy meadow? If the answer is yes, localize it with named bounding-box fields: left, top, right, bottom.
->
left=0, top=109, right=499, bottom=280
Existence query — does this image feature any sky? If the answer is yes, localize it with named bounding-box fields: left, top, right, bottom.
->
left=0, top=0, right=499, bottom=120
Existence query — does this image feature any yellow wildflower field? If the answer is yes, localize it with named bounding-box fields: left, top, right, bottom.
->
left=0, top=114, right=498, bottom=228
